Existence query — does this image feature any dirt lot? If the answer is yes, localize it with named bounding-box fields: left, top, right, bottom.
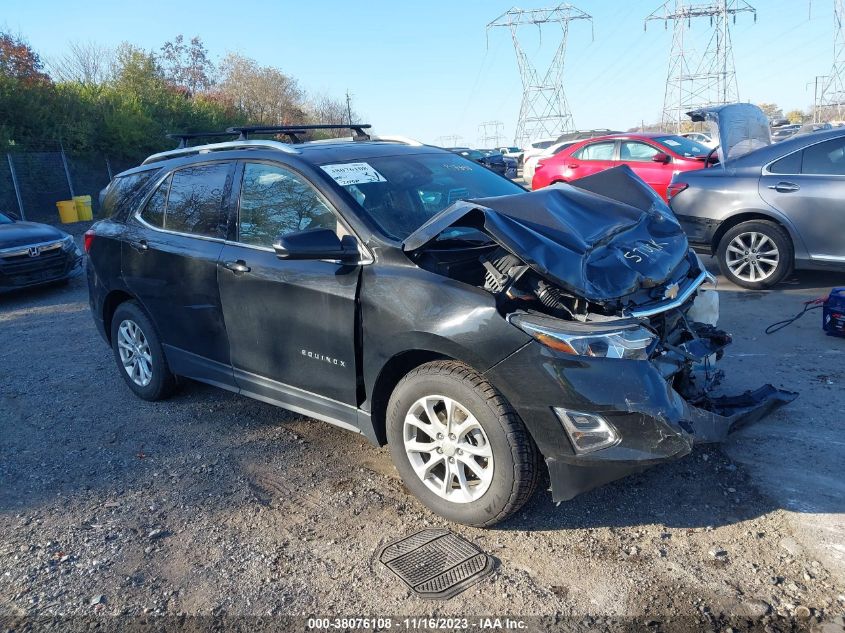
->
left=1, top=232, right=844, bottom=630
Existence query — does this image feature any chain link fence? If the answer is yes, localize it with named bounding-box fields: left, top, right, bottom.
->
left=0, top=148, right=137, bottom=224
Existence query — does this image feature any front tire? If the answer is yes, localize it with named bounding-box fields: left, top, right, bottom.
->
left=386, top=361, right=538, bottom=527
left=110, top=301, right=176, bottom=401
left=716, top=220, right=792, bottom=289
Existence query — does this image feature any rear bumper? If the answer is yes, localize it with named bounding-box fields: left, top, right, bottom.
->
left=86, top=258, right=109, bottom=344
left=485, top=338, right=796, bottom=502
left=674, top=213, right=722, bottom=253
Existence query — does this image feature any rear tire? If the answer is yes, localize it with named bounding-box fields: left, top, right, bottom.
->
left=386, top=361, right=538, bottom=527
left=716, top=220, right=792, bottom=290
left=110, top=301, right=177, bottom=401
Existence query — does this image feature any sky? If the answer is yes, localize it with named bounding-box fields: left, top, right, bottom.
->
left=3, top=0, right=836, bottom=146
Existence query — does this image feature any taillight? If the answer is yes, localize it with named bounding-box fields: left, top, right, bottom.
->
left=83, top=229, right=95, bottom=253
left=667, top=182, right=688, bottom=201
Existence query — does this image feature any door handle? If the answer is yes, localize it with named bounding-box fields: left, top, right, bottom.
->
left=768, top=181, right=800, bottom=193
left=567, top=163, right=579, bottom=169
left=223, top=260, right=251, bottom=274
left=131, top=239, right=148, bottom=252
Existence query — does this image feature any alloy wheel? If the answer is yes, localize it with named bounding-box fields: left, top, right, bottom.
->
left=403, top=395, right=494, bottom=503
left=117, top=319, right=153, bottom=387
left=724, top=231, right=780, bottom=283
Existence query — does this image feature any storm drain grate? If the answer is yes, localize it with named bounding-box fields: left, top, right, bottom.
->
left=379, top=528, right=495, bottom=599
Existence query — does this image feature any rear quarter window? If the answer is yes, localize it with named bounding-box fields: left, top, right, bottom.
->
left=768, top=151, right=802, bottom=174
left=101, top=169, right=159, bottom=218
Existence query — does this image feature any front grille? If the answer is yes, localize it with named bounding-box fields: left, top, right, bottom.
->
left=0, top=246, right=73, bottom=285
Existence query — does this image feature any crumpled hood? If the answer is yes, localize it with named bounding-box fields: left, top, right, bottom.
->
left=403, top=165, right=690, bottom=303
left=0, top=221, right=67, bottom=249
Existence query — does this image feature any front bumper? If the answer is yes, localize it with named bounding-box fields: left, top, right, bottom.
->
left=485, top=334, right=796, bottom=502
left=0, top=247, right=83, bottom=292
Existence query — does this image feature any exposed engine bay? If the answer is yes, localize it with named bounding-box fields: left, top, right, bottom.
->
left=404, top=166, right=796, bottom=444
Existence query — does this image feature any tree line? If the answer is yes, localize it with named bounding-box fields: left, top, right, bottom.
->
left=0, top=32, right=359, bottom=162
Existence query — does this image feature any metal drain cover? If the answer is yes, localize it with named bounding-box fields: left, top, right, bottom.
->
left=379, top=528, right=495, bottom=599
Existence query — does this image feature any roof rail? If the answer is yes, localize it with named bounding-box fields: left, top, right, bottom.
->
left=141, top=140, right=299, bottom=165
left=227, top=124, right=372, bottom=142
left=166, top=131, right=239, bottom=149
left=375, top=135, right=424, bottom=146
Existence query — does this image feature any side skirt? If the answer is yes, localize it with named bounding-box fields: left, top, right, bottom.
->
left=162, top=345, right=378, bottom=444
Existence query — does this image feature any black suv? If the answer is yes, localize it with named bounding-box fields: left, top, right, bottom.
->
left=86, top=125, right=793, bottom=527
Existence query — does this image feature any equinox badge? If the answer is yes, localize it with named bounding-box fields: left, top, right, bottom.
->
left=301, top=349, right=347, bottom=368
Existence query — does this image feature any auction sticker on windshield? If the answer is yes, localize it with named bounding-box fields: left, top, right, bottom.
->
left=321, top=163, right=387, bottom=186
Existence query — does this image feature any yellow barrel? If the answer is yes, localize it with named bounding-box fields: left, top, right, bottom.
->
left=56, top=200, right=78, bottom=224
left=73, top=195, right=93, bottom=221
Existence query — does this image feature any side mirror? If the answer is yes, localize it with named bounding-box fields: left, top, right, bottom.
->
left=273, top=228, right=359, bottom=262
left=652, top=152, right=672, bottom=164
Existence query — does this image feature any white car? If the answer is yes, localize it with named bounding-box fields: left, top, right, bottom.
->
left=521, top=138, right=558, bottom=167
left=680, top=132, right=717, bottom=148
left=497, top=146, right=524, bottom=163
left=522, top=140, right=578, bottom=187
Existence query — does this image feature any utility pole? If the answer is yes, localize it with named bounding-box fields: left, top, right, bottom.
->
left=345, top=90, right=353, bottom=125
left=487, top=5, right=593, bottom=147
left=809, top=75, right=829, bottom=122
left=645, top=0, right=757, bottom=133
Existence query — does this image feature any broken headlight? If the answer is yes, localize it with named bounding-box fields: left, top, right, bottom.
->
left=509, top=313, right=656, bottom=360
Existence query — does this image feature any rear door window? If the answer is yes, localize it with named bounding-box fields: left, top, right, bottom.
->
left=801, top=138, right=845, bottom=175
left=620, top=141, right=660, bottom=162
left=574, top=141, right=615, bottom=161
left=164, top=163, right=233, bottom=238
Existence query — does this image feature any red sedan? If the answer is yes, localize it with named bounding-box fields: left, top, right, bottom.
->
left=531, top=133, right=712, bottom=201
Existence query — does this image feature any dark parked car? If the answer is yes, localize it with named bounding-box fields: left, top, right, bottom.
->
left=772, top=125, right=800, bottom=142
left=671, top=107, right=845, bottom=288
left=481, top=149, right=518, bottom=178
left=85, top=125, right=792, bottom=527
left=0, top=211, right=82, bottom=292
left=448, top=147, right=507, bottom=176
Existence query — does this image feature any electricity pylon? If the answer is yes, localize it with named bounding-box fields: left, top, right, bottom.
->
left=818, top=0, right=845, bottom=120
left=487, top=4, right=593, bottom=147
left=478, top=120, right=505, bottom=147
left=646, top=0, right=756, bottom=133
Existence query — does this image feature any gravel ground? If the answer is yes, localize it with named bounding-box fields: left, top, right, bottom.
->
left=1, top=230, right=844, bottom=630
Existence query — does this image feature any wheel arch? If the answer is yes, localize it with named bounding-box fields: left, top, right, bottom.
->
left=710, top=210, right=796, bottom=256
left=102, top=289, right=136, bottom=343
left=368, top=349, right=453, bottom=446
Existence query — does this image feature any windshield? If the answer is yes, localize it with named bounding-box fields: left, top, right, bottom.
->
left=0, top=212, right=13, bottom=224
left=325, top=152, right=524, bottom=240
left=654, top=135, right=710, bottom=157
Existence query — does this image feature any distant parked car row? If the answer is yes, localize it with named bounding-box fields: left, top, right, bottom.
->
left=446, top=147, right=517, bottom=178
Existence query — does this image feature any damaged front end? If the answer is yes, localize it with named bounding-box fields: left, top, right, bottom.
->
left=404, top=165, right=796, bottom=501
